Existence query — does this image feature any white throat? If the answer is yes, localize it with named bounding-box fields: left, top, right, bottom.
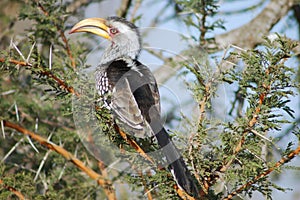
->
left=99, top=22, right=141, bottom=65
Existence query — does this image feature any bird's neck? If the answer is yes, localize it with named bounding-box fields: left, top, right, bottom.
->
left=100, top=42, right=140, bottom=65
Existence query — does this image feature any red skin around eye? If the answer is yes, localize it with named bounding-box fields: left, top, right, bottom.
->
left=109, top=28, right=119, bottom=36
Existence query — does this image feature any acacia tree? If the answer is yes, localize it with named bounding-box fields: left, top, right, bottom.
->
left=0, top=0, right=299, bottom=200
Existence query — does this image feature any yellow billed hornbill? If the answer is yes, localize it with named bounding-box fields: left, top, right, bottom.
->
left=70, top=16, right=199, bottom=198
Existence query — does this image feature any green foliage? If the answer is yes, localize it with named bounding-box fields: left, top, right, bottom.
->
left=0, top=0, right=101, bottom=199
left=183, top=34, right=299, bottom=199
left=175, top=0, right=224, bottom=44
left=0, top=0, right=299, bottom=200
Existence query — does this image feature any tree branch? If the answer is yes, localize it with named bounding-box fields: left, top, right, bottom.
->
left=3, top=120, right=116, bottom=200
left=114, top=124, right=155, bottom=165
left=37, top=1, right=76, bottom=69
left=218, top=50, right=281, bottom=175
left=214, top=0, right=295, bottom=49
left=154, top=0, right=296, bottom=84
left=0, top=179, right=26, bottom=200
left=117, top=0, right=132, bottom=18
left=0, top=58, right=80, bottom=96
left=223, top=144, right=300, bottom=200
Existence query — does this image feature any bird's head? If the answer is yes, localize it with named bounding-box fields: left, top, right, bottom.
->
left=70, top=16, right=141, bottom=64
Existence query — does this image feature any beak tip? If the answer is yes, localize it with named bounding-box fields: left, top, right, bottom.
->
left=69, top=28, right=76, bottom=34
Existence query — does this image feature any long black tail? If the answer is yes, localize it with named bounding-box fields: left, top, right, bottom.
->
left=155, top=127, right=200, bottom=199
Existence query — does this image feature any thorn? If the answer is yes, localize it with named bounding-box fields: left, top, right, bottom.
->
left=26, top=136, right=39, bottom=153
left=1, top=90, right=16, bottom=96
left=245, top=148, right=265, bottom=163
left=34, top=150, right=51, bottom=182
left=143, top=184, right=160, bottom=196
left=106, top=158, right=121, bottom=172
left=14, top=101, right=19, bottom=122
left=1, top=137, right=25, bottom=162
left=58, top=162, right=67, bottom=180
left=223, top=60, right=238, bottom=67
left=35, top=118, right=39, bottom=133
left=229, top=44, right=246, bottom=52
left=11, top=40, right=26, bottom=61
left=26, top=41, right=36, bottom=62
left=47, top=131, right=54, bottom=141
left=74, top=144, right=78, bottom=157
left=49, top=44, right=53, bottom=70
left=34, top=131, right=54, bottom=182
left=1, top=120, right=5, bottom=139
left=250, top=129, right=280, bottom=150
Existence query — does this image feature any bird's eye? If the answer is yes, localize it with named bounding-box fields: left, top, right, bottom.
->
left=109, top=28, right=118, bottom=35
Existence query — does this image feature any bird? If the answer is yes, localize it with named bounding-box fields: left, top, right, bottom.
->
left=69, top=16, right=200, bottom=198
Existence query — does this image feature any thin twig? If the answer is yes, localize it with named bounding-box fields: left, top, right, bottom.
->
left=141, top=170, right=153, bottom=200
left=37, top=2, right=76, bottom=69
left=0, top=57, right=80, bottom=96
left=40, top=70, right=79, bottom=96
left=219, top=73, right=268, bottom=174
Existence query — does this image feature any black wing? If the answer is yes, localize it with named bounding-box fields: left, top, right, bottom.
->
left=104, top=59, right=160, bottom=138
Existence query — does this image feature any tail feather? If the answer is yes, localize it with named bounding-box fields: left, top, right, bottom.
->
left=155, top=128, right=200, bottom=199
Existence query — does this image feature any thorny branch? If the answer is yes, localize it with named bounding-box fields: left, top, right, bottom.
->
left=0, top=58, right=80, bottom=96
left=153, top=0, right=296, bottom=85
left=114, top=125, right=155, bottom=165
left=218, top=66, right=272, bottom=174
left=1, top=57, right=190, bottom=198
left=37, top=1, right=76, bottom=69
left=223, top=145, right=300, bottom=200
left=3, top=120, right=117, bottom=200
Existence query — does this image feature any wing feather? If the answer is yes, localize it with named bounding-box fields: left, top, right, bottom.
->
left=105, top=59, right=160, bottom=138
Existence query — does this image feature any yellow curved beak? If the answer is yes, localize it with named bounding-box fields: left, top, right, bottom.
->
left=69, top=18, right=111, bottom=40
